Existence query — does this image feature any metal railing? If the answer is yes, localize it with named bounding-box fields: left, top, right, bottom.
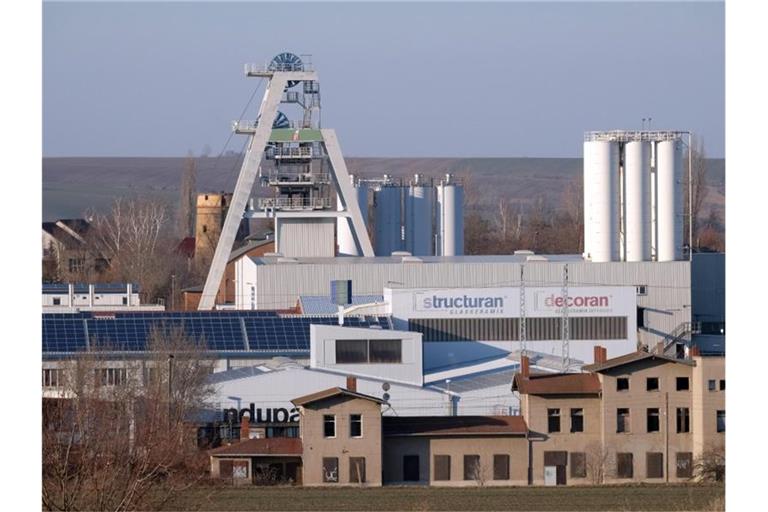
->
left=584, top=130, right=686, bottom=142
left=264, top=169, right=330, bottom=184
left=244, top=61, right=315, bottom=75
left=257, top=197, right=331, bottom=210
left=657, top=321, right=702, bottom=356
left=268, top=146, right=313, bottom=159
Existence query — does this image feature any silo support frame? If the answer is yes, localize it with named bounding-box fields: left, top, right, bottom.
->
left=198, top=73, right=289, bottom=310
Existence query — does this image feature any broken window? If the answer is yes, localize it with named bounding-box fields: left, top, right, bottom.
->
left=647, top=408, right=660, bottom=433
left=676, top=377, right=690, bottom=391
left=676, top=408, right=690, bottom=433
left=617, top=408, right=630, bottom=433
left=547, top=408, right=561, bottom=433
left=617, top=377, right=630, bottom=391
left=570, top=408, right=584, bottom=433
left=647, top=377, right=659, bottom=391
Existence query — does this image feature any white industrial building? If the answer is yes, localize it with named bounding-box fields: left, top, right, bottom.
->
left=42, top=283, right=163, bottom=312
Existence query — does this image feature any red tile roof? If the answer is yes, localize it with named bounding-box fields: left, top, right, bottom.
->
left=291, top=387, right=385, bottom=407
left=383, top=415, right=528, bottom=437
left=209, top=437, right=302, bottom=457
left=512, top=373, right=602, bottom=396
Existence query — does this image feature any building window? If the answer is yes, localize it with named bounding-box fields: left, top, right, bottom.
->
left=676, top=408, right=690, bottom=433
left=350, top=414, right=362, bottom=438
left=335, top=339, right=402, bottom=364
left=547, top=408, right=561, bottom=433
left=708, top=379, right=716, bottom=391
left=570, top=452, right=587, bottom=478
left=434, top=455, right=451, bottom=481
left=616, top=453, right=633, bottom=479
left=322, top=457, right=339, bottom=483
left=68, top=258, right=84, bottom=273
left=42, top=368, right=62, bottom=388
left=95, top=368, right=127, bottom=386
left=617, top=408, right=630, bottom=433
left=647, top=408, right=660, bottom=433
left=463, top=455, right=481, bottom=481
left=403, top=455, right=420, bottom=481
left=646, top=377, right=659, bottom=391
left=646, top=452, right=664, bottom=478
left=719, top=379, right=725, bottom=391
left=202, top=225, right=208, bottom=233
left=636, top=285, right=648, bottom=296
left=676, top=377, right=690, bottom=391
left=52, top=297, right=61, bottom=306
left=617, top=377, right=629, bottom=391
left=676, top=452, right=693, bottom=478
left=716, top=410, right=725, bottom=433
left=493, top=454, right=510, bottom=480
left=570, top=408, right=584, bottom=433
left=349, top=457, right=366, bottom=483
left=323, top=415, right=336, bottom=438
left=122, top=297, right=128, bottom=306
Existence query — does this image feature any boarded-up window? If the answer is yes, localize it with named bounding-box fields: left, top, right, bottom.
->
left=349, top=457, right=366, bottom=483
left=544, top=451, right=568, bottom=466
left=646, top=452, right=664, bottom=478
left=322, top=457, right=339, bottom=483
left=232, top=460, right=249, bottom=479
left=676, top=452, right=693, bottom=478
left=463, top=455, right=481, bottom=480
left=570, top=452, right=587, bottom=478
left=493, top=454, right=510, bottom=480
left=616, top=453, right=633, bottom=479
left=219, top=459, right=233, bottom=479
left=434, top=455, right=451, bottom=481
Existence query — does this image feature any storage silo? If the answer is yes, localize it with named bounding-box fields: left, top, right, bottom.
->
left=656, top=138, right=684, bottom=261
left=373, top=182, right=403, bottom=256
left=405, top=174, right=434, bottom=256
left=624, top=141, right=652, bottom=261
left=436, top=174, right=464, bottom=256
left=583, top=140, right=619, bottom=262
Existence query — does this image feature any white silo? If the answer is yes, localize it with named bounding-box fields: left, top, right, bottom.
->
left=656, top=138, right=684, bottom=261
left=337, top=177, right=368, bottom=256
left=436, top=174, right=464, bottom=256
left=583, top=140, right=619, bottom=262
left=624, top=141, right=652, bottom=261
left=373, top=182, right=403, bottom=256
left=405, top=174, right=435, bottom=256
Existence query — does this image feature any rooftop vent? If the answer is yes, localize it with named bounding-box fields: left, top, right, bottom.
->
left=514, top=250, right=535, bottom=255
left=526, top=255, right=548, bottom=262
left=277, top=257, right=298, bottom=264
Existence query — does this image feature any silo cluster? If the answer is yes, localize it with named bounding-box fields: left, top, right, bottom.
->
left=337, top=174, right=465, bottom=257
left=583, top=131, right=685, bottom=263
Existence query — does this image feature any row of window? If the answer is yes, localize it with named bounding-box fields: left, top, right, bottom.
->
left=434, top=454, right=511, bottom=481
left=42, top=367, right=168, bottom=388
left=335, top=339, right=403, bottom=364
left=408, top=316, right=628, bottom=342
left=51, top=296, right=130, bottom=306
left=547, top=407, right=725, bottom=434
left=323, top=414, right=363, bottom=438
left=616, top=452, right=695, bottom=479
left=616, top=376, right=724, bottom=392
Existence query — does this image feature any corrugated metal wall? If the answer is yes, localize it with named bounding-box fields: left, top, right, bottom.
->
left=276, top=218, right=336, bottom=258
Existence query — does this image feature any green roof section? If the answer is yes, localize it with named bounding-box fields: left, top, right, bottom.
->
left=269, top=129, right=324, bottom=142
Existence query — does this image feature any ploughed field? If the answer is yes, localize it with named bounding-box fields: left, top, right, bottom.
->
left=163, top=483, right=724, bottom=511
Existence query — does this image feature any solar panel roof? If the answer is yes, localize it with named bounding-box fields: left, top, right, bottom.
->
left=42, top=311, right=392, bottom=355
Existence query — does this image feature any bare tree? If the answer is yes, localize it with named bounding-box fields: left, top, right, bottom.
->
left=585, top=441, right=613, bottom=485
left=694, top=444, right=725, bottom=482
left=42, top=326, right=214, bottom=511
left=684, top=136, right=709, bottom=250
left=178, top=154, right=197, bottom=239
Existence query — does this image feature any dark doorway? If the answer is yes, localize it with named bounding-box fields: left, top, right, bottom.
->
left=556, top=465, right=567, bottom=485
left=403, top=455, right=420, bottom=481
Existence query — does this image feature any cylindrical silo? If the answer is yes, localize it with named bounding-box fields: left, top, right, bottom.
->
left=656, top=139, right=684, bottom=261
left=583, top=140, right=619, bottom=262
left=373, top=184, right=403, bottom=256
left=624, top=141, right=652, bottom=261
left=436, top=174, right=464, bottom=256
left=405, top=174, right=434, bottom=256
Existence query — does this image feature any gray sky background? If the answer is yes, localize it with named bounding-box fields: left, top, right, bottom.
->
left=43, top=1, right=725, bottom=158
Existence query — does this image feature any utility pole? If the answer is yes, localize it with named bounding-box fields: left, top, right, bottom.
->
left=519, top=265, right=527, bottom=357
left=561, top=264, right=570, bottom=371
left=168, top=354, right=174, bottom=429
left=170, top=274, right=176, bottom=311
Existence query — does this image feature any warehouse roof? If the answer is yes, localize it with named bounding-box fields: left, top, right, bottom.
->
left=208, top=437, right=302, bottom=457
left=299, top=295, right=384, bottom=315
left=251, top=254, right=585, bottom=266
left=383, top=415, right=527, bottom=437
left=512, top=373, right=602, bottom=396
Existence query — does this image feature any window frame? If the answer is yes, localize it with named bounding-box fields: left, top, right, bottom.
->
left=616, top=377, right=630, bottom=392
left=676, top=377, right=690, bottom=391
left=350, top=413, right=363, bottom=438
left=647, top=408, right=660, bottom=433
left=335, top=339, right=403, bottom=364
left=716, top=410, right=725, bottom=433
left=570, top=408, right=584, bottom=433
left=708, top=379, right=716, bottom=391
left=323, top=414, right=336, bottom=439
left=433, top=454, right=451, bottom=481
left=676, top=407, right=690, bottom=433
left=646, top=377, right=659, bottom=392
left=616, top=452, right=634, bottom=479
left=547, top=408, right=561, bottom=433
left=719, top=379, right=725, bottom=391
left=617, top=408, right=630, bottom=433
left=463, top=454, right=481, bottom=481
left=493, top=454, right=510, bottom=480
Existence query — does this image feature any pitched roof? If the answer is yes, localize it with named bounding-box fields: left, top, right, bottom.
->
left=291, top=387, right=386, bottom=406
left=582, top=351, right=695, bottom=373
left=383, top=415, right=527, bottom=437
left=209, top=437, right=302, bottom=457
left=229, top=239, right=274, bottom=262
left=512, top=373, right=602, bottom=396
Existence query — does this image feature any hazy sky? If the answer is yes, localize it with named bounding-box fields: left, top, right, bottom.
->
left=43, top=1, right=725, bottom=158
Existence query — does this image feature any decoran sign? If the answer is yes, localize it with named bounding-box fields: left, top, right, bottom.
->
left=222, top=404, right=299, bottom=424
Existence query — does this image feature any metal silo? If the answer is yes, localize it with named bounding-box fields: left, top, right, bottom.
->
left=656, top=138, right=683, bottom=261
left=624, top=141, right=652, bottom=261
left=436, top=174, right=464, bottom=256
left=373, top=181, right=403, bottom=256
left=405, top=174, right=434, bottom=256
left=583, top=140, right=619, bottom=262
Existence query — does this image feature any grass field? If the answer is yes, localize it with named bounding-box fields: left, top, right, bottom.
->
left=162, top=484, right=724, bottom=511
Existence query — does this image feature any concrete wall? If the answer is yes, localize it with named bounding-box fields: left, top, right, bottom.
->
left=299, top=395, right=382, bottom=486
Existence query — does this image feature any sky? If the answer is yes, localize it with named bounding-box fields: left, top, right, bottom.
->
left=43, top=1, right=725, bottom=158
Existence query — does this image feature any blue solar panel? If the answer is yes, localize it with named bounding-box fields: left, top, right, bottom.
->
left=43, top=312, right=391, bottom=354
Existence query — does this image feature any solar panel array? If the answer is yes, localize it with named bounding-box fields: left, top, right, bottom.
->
left=42, top=311, right=391, bottom=354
